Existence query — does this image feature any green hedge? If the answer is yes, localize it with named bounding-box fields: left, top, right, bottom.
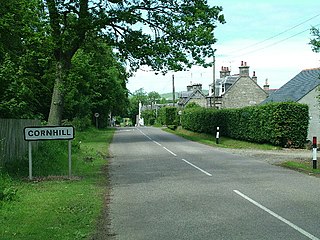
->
left=158, top=107, right=179, bottom=126
left=182, top=102, right=309, bottom=148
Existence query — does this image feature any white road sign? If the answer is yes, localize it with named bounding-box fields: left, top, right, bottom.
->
left=24, top=126, right=74, bottom=141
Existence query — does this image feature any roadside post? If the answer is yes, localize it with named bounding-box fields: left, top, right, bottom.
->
left=312, top=136, right=317, bottom=169
left=24, top=126, right=75, bottom=180
left=94, top=113, right=100, bottom=128
left=216, top=127, right=220, bottom=144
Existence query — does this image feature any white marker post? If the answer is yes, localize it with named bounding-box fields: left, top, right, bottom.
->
left=24, top=126, right=75, bottom=180
left=312, top=136, right=317, bottom=169
left=216, top=127, right=220, bottom=144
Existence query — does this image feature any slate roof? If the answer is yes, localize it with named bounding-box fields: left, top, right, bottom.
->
left=262, top=68, right=320, bottom=103
left=178, top=89, right=206, bottom=106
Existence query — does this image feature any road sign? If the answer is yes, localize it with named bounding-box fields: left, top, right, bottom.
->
left=24, top=126, right=74, bottom=141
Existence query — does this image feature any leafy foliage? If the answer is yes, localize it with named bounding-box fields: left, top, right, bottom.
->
left=310, top=27, right=320, bottom=53
left=182, top=103, right=309, bottom=148
left=158, top=107, right=179, bottom=126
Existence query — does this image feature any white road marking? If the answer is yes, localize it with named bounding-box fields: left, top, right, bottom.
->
left=163, top=147, right=177, bottom=156
left=153, top=140, right=162, bottom=146
left=136, top=127, right=213, bottom=177
left=182, top=159, right=212, bottom=177
left=233, top=190, right=319, bottom=240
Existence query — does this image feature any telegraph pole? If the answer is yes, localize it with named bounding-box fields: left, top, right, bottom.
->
left=212, top=54, right=216, bottom=108
left=172, top=74, right=175, bottom=107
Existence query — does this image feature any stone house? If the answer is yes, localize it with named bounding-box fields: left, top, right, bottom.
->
left=262, top=68, right=320, bottom=141
left=178, top=83, right=207, bottom=107
left=208, top=61, right=268, bottom=109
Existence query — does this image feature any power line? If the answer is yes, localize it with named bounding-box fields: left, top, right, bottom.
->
left=224, top=13, right=320, bottom=57
left=232, top=24, right=320, bottom=58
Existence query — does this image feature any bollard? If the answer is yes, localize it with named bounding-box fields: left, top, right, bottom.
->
left=313, top=137, right=317, bottom=169
left=216, top=127, right=220, bottom=144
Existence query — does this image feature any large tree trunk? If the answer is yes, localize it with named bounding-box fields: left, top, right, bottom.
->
left=48, top=61, right=65, bottom=126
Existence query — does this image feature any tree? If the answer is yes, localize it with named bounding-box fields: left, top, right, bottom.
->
left=310, top=27, right=320, bottom=53
left=0, top=0, right=53, bottom=119
left=44, top=0, right=225, bottom=125
left=147, top=91, right=161, bottom=107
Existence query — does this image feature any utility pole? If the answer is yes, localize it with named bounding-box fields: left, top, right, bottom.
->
left=212, top=54, right=216, bottom=108
left=172, top=74, right=175, bottom=107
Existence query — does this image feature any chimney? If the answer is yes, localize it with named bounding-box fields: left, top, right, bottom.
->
left=239, top=61, right=249, bottom=76
left=252, top=71, right=257, bottom=82
left=220, top=66, right=231, bottom=78
left=263, top=78, right=269, bottom=91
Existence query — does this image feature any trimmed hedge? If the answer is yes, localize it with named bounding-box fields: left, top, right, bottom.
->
left=182, top=102, right=309, bottom=148
left=158, top=107, right=179, bottom=125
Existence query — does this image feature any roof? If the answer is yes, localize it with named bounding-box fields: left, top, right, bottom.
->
left=262, top=68, right=320, bottom=103
left=178, top=89, right=206, bottom=105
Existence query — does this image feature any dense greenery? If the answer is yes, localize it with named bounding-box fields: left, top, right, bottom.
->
left=1, top=0, right=224, bottom=126
left=182, top=103, right=309, bottom=148
left=158, top=107, right=179, bottom=126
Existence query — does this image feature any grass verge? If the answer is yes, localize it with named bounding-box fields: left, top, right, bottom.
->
left=278, top=160, right=320, bottom=177
left=164, top=127, right=281, bottom=150
left=0, top=127, right=114, bottom=240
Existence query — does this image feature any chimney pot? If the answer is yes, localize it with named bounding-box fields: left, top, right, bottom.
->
left=241, top=61, right=244, bottom=66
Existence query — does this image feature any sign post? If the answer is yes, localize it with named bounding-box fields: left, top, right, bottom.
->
left=94, top=113, right=100, bottom=128
left=24, top=126, right=75, bottom=180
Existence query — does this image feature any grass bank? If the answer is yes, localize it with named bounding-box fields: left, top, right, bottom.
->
left=164, top=127, right=281, bottom=150
left=0, top=128, right=114, bottom=240
left=279, top=161, right=320, bottom=177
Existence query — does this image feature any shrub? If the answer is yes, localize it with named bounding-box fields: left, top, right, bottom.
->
left=181, top=102, right=309, bottom=148
left=158, top=107, right=179, bottom=125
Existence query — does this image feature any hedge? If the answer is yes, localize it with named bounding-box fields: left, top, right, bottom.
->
left=181, top=102, right=309, bottom=148
left=157, top=107, right=179, bottom=126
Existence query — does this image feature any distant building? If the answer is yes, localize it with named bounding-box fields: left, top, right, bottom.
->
left=262, top=68, right=320, bottom=141
left=178, top=83, right=207, bottom=107
left=208, top=61, right=268, bottom=109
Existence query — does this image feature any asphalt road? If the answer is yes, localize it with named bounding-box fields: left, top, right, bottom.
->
left=109, top=127, right=320, bottom=240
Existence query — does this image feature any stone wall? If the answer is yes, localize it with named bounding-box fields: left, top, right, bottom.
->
left=221, top=76, right=268, bottom=109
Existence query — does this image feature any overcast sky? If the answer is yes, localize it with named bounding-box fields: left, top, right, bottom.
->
left=127, top=0, right=320, bottom=94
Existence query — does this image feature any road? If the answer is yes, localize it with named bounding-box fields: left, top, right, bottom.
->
left=109, top=127, right=320, bottom=240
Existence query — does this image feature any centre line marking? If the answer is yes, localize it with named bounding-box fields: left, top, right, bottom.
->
left=182, top=159, right=212, bottom=177
left=233, top=190, right=319, bottom=240
left=163, top=147, right=177, bottom=156
left=153, top=140, right=162, bottom=146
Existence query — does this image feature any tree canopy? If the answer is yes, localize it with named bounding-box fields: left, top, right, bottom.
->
left=1, top=0, right=225, bottom=126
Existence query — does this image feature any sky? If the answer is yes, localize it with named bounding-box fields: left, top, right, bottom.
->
left=127, top=0, right=320, bottom=94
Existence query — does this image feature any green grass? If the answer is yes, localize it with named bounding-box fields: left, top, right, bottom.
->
left=0, top=127, right=114, bottom=240
left=164, top=127, right=281, bottom=150
left=279, top=161, right=320, bottom=176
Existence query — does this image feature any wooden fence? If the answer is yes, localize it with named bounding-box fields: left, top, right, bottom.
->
left=0, top=119, right=40, bottom=165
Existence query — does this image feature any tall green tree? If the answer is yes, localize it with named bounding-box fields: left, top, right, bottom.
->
left=64, top=38, right=128, bottom=127
left=0, top=0, right=53, bottom=119
left=44, top=0, right=225, bottom=125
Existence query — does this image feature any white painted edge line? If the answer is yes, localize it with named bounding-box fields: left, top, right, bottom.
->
left=163, top=147, right=177, bottom=156
left=182, top=159, right=212, bottom=177
left=233, top=190, right=319, bottom=240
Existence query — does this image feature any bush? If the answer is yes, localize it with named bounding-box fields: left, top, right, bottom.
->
left=0, top=172, right=17, bottom=203
left=158, top=107, right=179, bottom=125
left=181, top=102, right=309, bottom=148
left=141, top=110, right=156, bottom=125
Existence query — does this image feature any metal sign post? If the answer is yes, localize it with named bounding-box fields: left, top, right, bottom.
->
left=24, top=126, right=75, bottom=180
left=94, top=113, right=100, bottom=128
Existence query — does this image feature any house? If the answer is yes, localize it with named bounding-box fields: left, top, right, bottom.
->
left=208, top=61, right=268, bottom=109
left=262, top=68, right=320, bottom=141
left=178, top=83, right=207, bottom=107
